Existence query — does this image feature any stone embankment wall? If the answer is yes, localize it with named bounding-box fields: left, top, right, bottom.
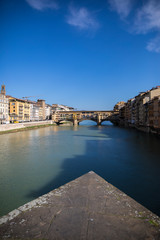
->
left=0, top=120, right=53, bottom=132
left=113, top=120, right=160, bottom=135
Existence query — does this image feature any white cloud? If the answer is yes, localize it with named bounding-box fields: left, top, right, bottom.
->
left=26, top=0, right=59, bottom=11
left=134, top=0, right=160, bottom=34
left=108, top=0, right=160, bottom=53
left=66, top=6, right=99, bottom=30
left=146, top=36, right=160, bottom=53
left=108, top=0, right=133, bottom=18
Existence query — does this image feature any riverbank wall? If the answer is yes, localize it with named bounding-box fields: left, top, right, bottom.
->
left=0, top=120, right=54, bottom=132
left=113, top=120, right=160, bottom=136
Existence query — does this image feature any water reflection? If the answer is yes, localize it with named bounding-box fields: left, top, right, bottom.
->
left=79, top=120, right=97, bottom=126
left=0, top=124, right=160, bottom=217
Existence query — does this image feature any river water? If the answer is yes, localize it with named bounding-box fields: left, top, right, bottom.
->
left=0, top=122, right=160, bottom=217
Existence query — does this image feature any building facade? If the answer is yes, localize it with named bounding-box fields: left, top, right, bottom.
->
left=115, top=86, right=160, bottom=134
left=36, top=99, right=46, bottom=120
left=113, top=101, right=125, bottom=111
left=52, top=104, right=74, bottom=112
left=9, top=97, right=30, bottom=123
left=51, top=104, right=74, bottom=122
left=30, top=102, right=40, bottom=121
left=0, top=85, right=9, bottom=124
left=45, top=104, right=51, bottom=120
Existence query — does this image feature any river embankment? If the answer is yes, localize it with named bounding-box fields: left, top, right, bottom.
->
left=113, top=120, right=160, bottom=136
left=0, top=121, right=73, bottom=135
left=0, top=121, right=57, bottom=135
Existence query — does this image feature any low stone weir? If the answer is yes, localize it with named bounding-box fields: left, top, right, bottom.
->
left=0, top=171, right=160, bottom=239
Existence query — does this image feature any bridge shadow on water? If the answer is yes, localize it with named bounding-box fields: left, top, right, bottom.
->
left=26, top=124, right=160, bottom=217
left=26, top=124, right=117, bottom=198
left=26, top=139, right=105, bottom=197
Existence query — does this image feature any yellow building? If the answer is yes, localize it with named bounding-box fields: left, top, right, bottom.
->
left=9, top=97, right=30, bottom=123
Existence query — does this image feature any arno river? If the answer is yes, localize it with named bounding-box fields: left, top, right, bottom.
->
left=0, top=121, right=160, bottom=217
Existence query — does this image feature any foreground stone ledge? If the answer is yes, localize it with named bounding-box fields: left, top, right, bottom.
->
left=0, top=171, right=160, bottom=239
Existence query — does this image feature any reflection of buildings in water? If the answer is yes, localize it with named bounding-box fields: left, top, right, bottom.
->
left=52, top=126, right=58, bottom=133
left=73, top=125, right=78, bottom=131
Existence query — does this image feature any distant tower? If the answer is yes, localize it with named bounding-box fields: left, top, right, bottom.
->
left=37, top=99, right=46, bottom=120
left=1, top=85, right=6, bottom=95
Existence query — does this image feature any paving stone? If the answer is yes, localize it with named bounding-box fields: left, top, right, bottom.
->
left=0, top=171, right=159, bottom=239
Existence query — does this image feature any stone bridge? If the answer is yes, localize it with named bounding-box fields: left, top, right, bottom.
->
left=52, top=110, right=118, bottom=126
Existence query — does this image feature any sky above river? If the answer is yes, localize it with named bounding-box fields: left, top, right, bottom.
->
left=0, top=0, right=160, bottom=110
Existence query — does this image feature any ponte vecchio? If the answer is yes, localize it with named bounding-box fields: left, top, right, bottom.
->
left=52, top=110, right=118, bottom=126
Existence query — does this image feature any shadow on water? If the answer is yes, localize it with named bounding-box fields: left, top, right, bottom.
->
left=26, top=140, right=97, bottom=197
left=27, top=124, right=160, bottom=217
left=73, top=134, right=109, bottom=138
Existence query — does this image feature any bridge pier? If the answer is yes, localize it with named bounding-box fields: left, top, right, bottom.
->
left=73, top=119, right=78, bottom=126
left=97, top=121, right=101, bottom=126
left=97, top=114, right=101, bottom=126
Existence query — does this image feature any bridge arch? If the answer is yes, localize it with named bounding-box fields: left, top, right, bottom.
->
left=55, top=119, right=74, bottom=125
left=101, top=120, right=113, bottom=125
left=79, top=119, right=97, bottom=125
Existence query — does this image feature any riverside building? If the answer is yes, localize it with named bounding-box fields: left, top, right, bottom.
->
left=115, top=86, right=160, bottom=134
left=8, top=97, right=30, bottom=123
left=52, top=104, right=74, bottom=112
left=30, top=102, right=40, bottom=121
left=45, top=104, right=51, bottom=120
left=36, top=99, right=46, bottom=120
left=51, top=104, right=74, bottom=122
left=0, top=85, right=9, bottom=124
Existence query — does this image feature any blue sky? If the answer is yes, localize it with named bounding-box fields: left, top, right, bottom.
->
left=0, top=0, right=160, bottom=110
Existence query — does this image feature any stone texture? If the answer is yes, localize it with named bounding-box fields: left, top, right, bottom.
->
left=0, top=120, right=53, bottom=132
left=0, top=171, right=160, bottom=239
